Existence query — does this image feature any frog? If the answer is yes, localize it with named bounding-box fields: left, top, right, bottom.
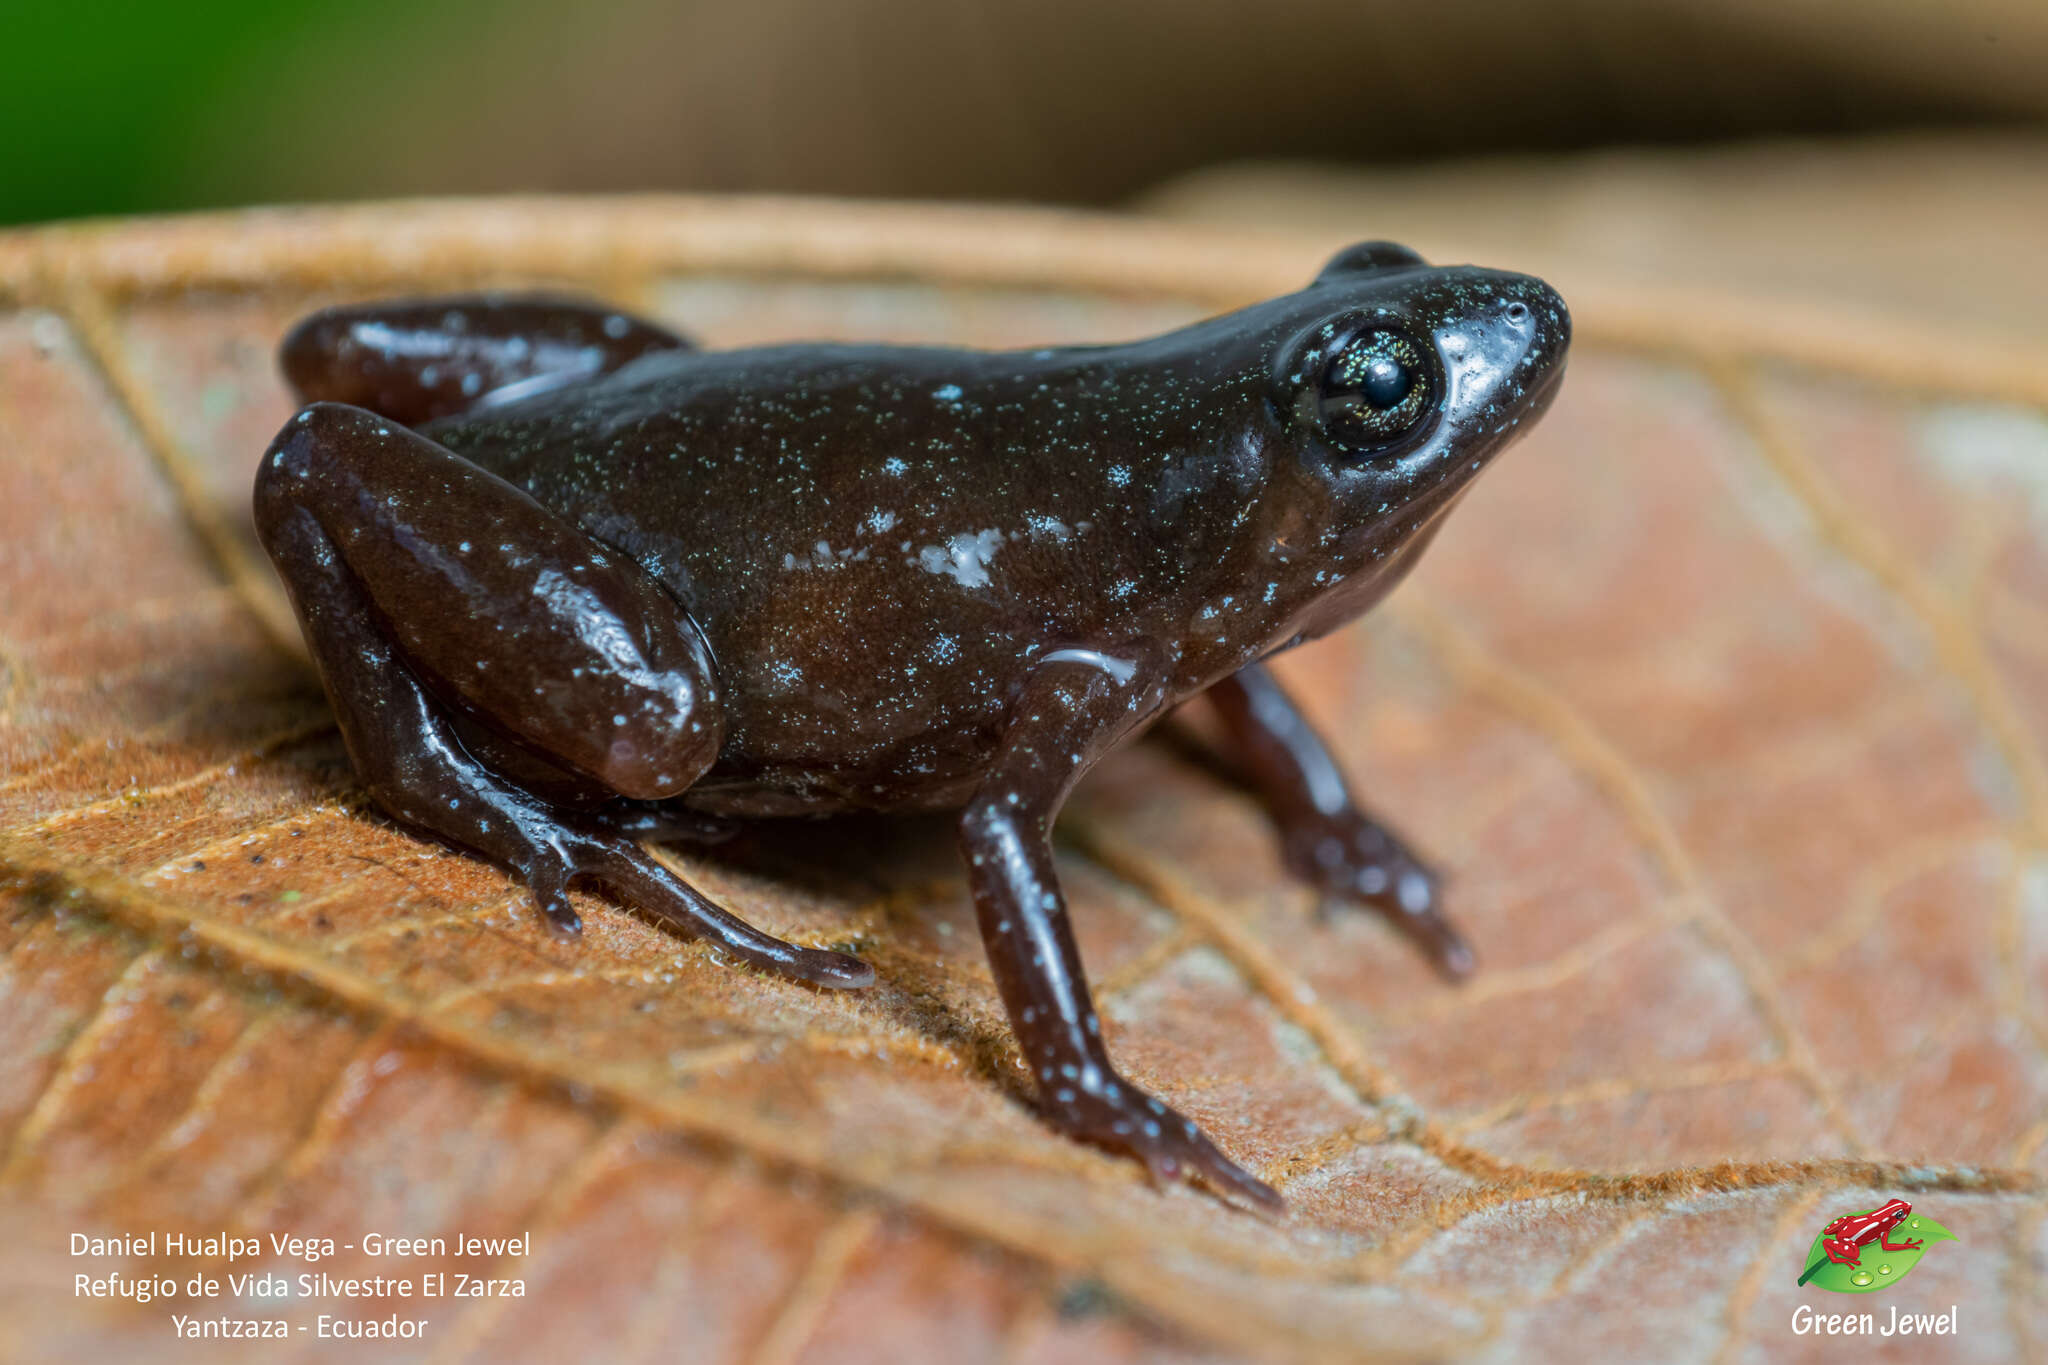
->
left=1818, top=1200, right=1924, bottom=1268
left=252, top=241, right=1570, bottom=1210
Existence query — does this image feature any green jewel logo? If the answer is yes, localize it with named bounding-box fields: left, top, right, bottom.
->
left=1796, top=1199, right=1958, bottom=1293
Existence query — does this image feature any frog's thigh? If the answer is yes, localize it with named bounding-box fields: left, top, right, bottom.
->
left=281, top=294, right=691, bottom=425
left=256, top=401, right=722, bottom=801
left=253, top=403, right=869, bottom=988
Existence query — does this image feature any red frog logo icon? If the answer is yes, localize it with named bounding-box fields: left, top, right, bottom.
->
left=1797, top=1199, right=1923, bottom=1285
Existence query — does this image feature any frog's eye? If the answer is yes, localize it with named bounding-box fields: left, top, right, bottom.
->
left=1315, top=328, right=1435, bottom=453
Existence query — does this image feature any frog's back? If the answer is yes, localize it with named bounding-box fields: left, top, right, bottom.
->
left=425, top=341, right=1259, bottom=813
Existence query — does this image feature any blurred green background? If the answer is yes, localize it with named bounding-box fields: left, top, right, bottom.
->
left=5, top=0, right=2046, bottom=226
left=2, top=3, right=407, bottom=225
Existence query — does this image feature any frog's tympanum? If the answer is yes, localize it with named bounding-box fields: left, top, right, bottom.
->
left=254, top=244, right=1569, bottom=1209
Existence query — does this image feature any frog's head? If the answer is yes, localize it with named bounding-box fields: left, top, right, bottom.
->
left=1243, top=242, right=1570, bottom=642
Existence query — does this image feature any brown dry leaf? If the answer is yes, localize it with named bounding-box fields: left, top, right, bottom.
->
left=0, top=199, right=2044, bottom=1364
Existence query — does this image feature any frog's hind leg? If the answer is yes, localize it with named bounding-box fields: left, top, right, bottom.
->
left=254, top=401, right=870, bottom=989
left=281, top=294, right=691, bottom=427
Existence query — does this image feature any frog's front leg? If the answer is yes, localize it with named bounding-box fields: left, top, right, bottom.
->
left=282, top=295, right=690, bottom=426
left=254, top=401, right=870, bottom=989
left=1880, top=1231, right=1925, bottom=1253
left=1207, top=661, right=1473, bottom=978
left=962, top=651, right=1281, bottom=1210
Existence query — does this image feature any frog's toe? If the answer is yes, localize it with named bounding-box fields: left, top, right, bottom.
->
left=1162, top=1121, right=1285, bottom=1214
left=526, top=827, right=874, bottom=990
left=525, top=871, right=585, bottom=936
left=1049, top=1074, right=1282, bottom=1213
left=1287, top=814, right=1473, bottom=979
left=1374, top=889, right=1475, bottom=981
left=791, top=950, right=876, bottom=990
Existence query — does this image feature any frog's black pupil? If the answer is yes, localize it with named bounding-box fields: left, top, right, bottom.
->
left=1360, top=357, right=1411, bottom=409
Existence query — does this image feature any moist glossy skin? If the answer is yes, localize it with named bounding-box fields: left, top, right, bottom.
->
left=254, top=245, right=1569, bottom=1209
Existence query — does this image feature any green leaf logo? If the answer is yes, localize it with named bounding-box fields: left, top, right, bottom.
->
left=1797, top=1209, right=1959, bottom=1294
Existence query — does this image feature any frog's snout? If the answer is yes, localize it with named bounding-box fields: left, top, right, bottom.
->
left=1521, top=278, right=1571, bottom=388
left=1498, top=274, right=1571, bottom=389
left=1425, top=271, right=1571, bottom=448
left=1479, top=274, right=1571, bottom=428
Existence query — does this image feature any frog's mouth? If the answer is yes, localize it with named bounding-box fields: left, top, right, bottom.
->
left=1284, top=499, right=1462, bottom=645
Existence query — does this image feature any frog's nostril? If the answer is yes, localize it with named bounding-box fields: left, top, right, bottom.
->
left=1505, top=301, right=1529, bottom=324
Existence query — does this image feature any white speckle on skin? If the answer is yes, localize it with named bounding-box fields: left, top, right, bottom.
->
left=917, top=528, right=1005, bottom=588
left=1024, top=512, right=1071, bottom=541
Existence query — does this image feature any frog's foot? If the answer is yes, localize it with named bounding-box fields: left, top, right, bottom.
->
left=1283, top=808, right=1474, bottom=980
left=331, top=630, right=868, bottom=990
left=1206, top=662, right=1472, bottom=979
left=368, top=668, right=868, bottom=989
left=517, top=820, right=872, bottom=989
left=1044, top=1071, right=1282, bottom=1213
left=1883, top=1236, right=1925, bottom=1253
left=1822, top=1237, right=1864, bottom=1266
